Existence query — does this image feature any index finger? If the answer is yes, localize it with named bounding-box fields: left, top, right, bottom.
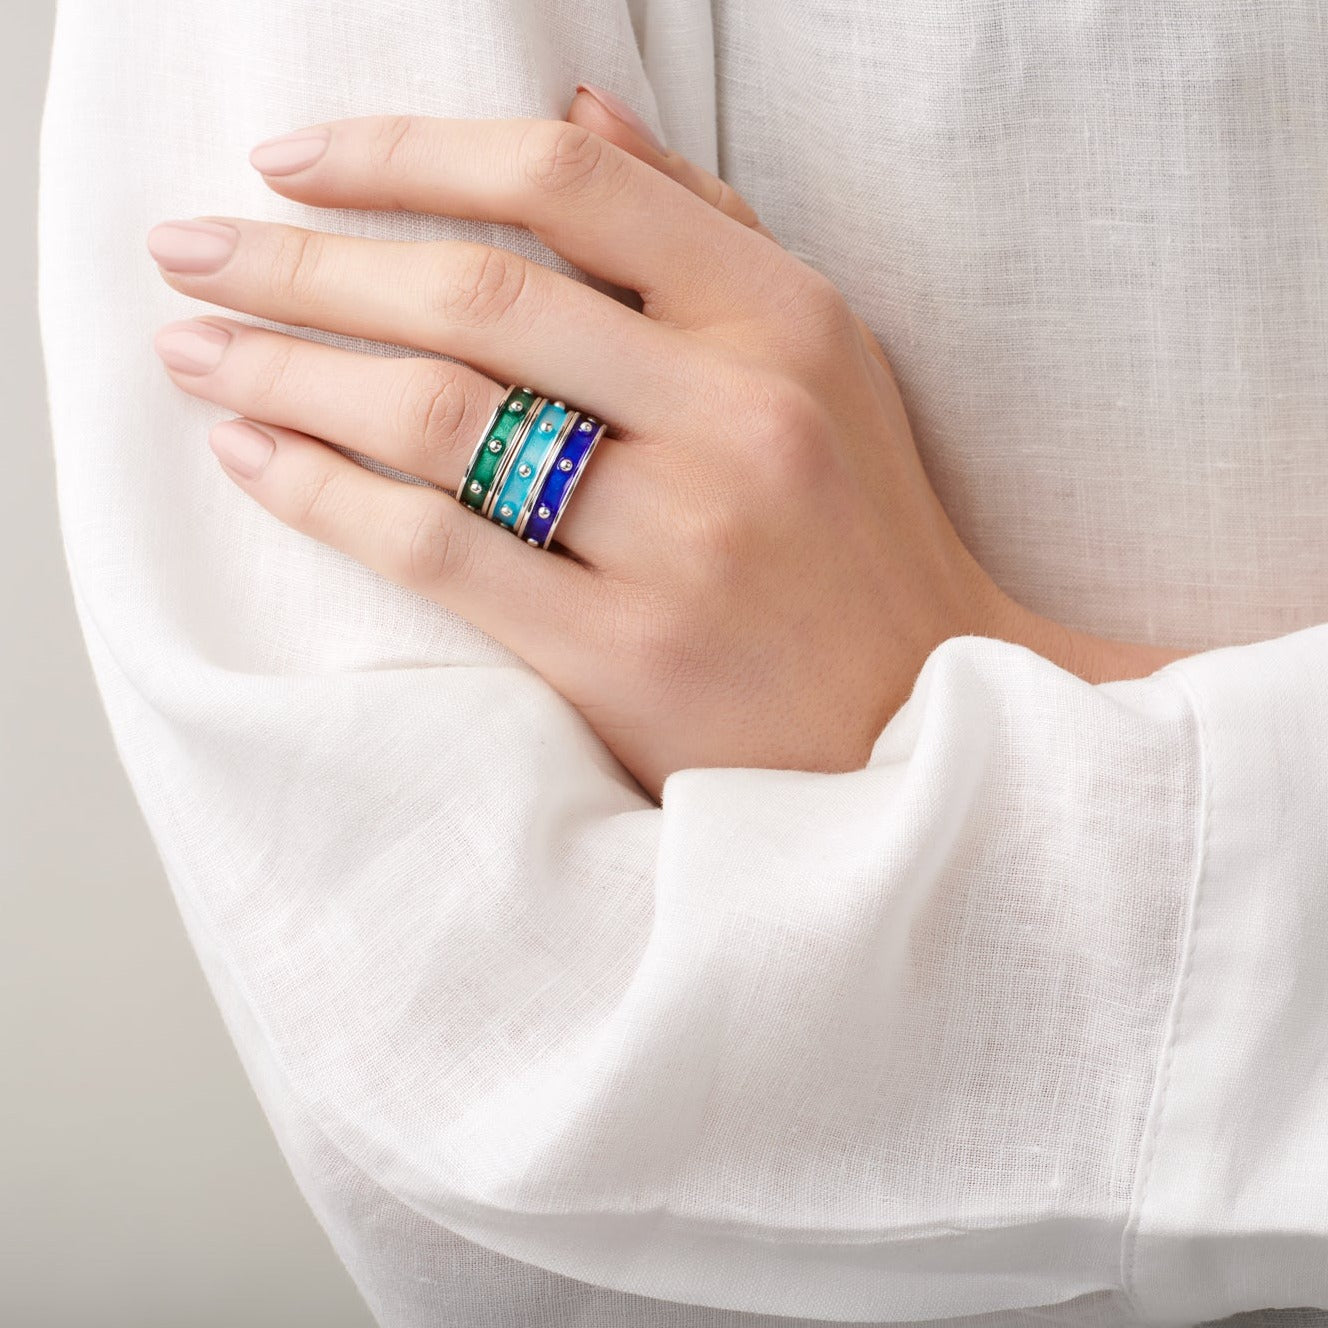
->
left=248, top=115, right=792, bottom=328
left=565, top=86, right=777, bottom=241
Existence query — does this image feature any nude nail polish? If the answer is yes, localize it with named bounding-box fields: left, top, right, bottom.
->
left=249, top=128, right=330, bottom=176
left=209, top=420, right=274, bottom=478
left=146, top=219, right=238, bottom=274
left=575, top=83, right=667, bottom=154
left=154, top=320, right=231, bottom=374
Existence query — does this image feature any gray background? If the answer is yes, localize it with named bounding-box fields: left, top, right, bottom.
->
left=1, top=7, right=374, bottom=1325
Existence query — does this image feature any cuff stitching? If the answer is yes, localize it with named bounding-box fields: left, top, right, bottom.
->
left=1118, top=666, right=1213, bottom=1323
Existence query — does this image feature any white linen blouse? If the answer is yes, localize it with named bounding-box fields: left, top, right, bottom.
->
left=37, top=0, right=1328, bottom=1324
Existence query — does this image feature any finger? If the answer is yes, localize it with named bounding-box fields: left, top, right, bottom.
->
left=154, top=315, right=648, bottom=566
left=246, top=115, right=792, bottom=327
left=562, top=89, right=895, bottom=378
left=145, top=216, right=697, bottom=430
left=565, top=85, right=778, bottom=242
left=203, top=414, right=603, bottom=669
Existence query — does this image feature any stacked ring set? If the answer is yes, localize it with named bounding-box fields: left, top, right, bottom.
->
left=456, top=385, right=605, bottom=549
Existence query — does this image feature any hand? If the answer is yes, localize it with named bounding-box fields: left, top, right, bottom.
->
left=148, top=103, right=1185, bottom=799
left=558, top=88, right=1192, bottom=693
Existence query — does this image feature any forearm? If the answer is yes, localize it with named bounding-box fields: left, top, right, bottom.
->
left=1001, top=594, right=1193, bottom=683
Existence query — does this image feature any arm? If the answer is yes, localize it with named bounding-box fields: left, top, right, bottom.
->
left=40, top=2, right=1328, bottom=1325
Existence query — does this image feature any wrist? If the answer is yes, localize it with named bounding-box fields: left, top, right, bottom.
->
left=983, top=592, right=1191, bottom=685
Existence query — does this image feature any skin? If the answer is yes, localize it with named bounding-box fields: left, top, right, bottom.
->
left=148, top=93, right=1189, bottom=800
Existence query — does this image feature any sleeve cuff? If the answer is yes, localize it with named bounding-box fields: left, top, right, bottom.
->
left=1125, top=623, right=1328, bottom=1322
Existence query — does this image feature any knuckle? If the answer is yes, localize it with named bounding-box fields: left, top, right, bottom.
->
left=403, top=362, right=468, bottom=460
left=746, top=369, right=826, bottom=442
left=742, top=372, right=833, bottom=491
left=432, top=244, right=528, bottom=328
left=372, top=114, right=418, bottom=173
left=271, top=227, right=328, bottom=307
left=519, top=119, right=607, bottom=197
left=399, top=504, right=474, bottom=587
left=288, top=465, right=338, bottom=534
left=247, top=335, right=301, bottom=411
left=795, top=267, right=855, bottom=337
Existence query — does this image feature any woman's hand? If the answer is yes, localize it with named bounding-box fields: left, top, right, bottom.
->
left=149, top=102, right=1185, bottom=798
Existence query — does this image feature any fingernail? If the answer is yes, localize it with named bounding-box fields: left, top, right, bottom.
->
left=154, top=319, right=231, bottom=374
left=209, top=420, right=274, bottom=478
left=147, top=219, right=238, bottom=274
left=575, top=83, right=666, bottom=154
left=249, top=127, right=330, bottom=176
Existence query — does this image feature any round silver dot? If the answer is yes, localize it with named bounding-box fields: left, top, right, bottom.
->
left=509, top=400, right=524, bottom=413
left=487, top=439, right=502, bottom=453
left=578, top=420, right=594, bottom=433
left=539, top=420, right=555, bottom=433
left=558, top=458, right=574, bottom=472
left=527, top=537, right=539, bottom=546
left=468, top=481, right=483, bottom=495
left=499, top=504, right=514, bottom=519
left=537, top=504, right=551, bottom=519
left=554, top=400, right=566, bottom=409
left=517, top=463, right=532, bottom=478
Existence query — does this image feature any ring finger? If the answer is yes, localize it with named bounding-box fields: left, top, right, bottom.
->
left=201, top=416, right=606, bottom=685
left=154, top=315, right=644, bottom=564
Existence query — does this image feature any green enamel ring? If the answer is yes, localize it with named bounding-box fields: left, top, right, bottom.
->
left=456, top=386, right=539, bottom=513
left=489, top=398, right=574, bottom=533
left=483, top=394, right=548, bottom=518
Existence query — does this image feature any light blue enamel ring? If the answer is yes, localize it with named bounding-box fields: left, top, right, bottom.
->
left=488, top=398, right=573, bottom=533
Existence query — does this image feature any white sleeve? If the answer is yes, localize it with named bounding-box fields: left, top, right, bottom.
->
left=39, top=1, right=1328, bottom=1325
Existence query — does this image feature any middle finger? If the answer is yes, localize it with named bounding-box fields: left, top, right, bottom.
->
left=145, top=216, right=698, bottom=431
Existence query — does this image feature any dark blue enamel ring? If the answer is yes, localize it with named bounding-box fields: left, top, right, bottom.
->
left=520, top=413, right=606, bottom=549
